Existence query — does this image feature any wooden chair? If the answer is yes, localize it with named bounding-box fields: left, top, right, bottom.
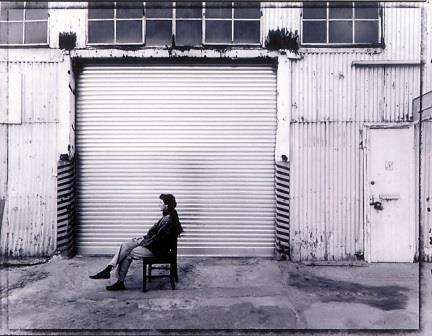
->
left=142, top=238, right=179, bottom=292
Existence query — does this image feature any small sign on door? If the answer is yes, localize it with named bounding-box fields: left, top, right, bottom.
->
left=385, top=161, right=394, bottom=171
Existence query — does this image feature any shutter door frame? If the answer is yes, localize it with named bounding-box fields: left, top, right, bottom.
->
left=76, top=63, right=277, bottom=256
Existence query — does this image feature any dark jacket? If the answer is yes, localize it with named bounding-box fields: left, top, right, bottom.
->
left=139, top=210, right=183, bottom=256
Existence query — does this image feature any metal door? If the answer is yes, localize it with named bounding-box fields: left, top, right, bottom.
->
left=76, top=64, right=277, bottom=256
left=366, top=126, right=415, bottom=262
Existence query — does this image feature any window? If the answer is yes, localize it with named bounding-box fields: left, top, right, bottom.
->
left=205, top=2, right=261, bottom=44
left=302, top=2, right=381, bottom=46
left=87, top=1, right=261, bottom=46
left=0, top=1, right=48, bottom=45
left=88, top=2, right=144, bottom=45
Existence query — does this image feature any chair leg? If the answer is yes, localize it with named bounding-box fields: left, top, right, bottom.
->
left=170, top=262, right=175, bottom=290
left=142, top=262, right=147, bottom=292
left=148, top=264, right=152, bottom=283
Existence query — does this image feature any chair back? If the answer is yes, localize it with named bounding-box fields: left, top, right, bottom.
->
left=168, top=235, right=178, bottom=258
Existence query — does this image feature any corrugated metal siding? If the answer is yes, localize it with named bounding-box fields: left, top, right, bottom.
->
left=292, top=54, right=420, bottom=122
left=290, top=122, right=363, bottom=261
left=0, top=60, right=59, bottom=258
left=57, top=158, right=75, bottom=257
left=379, top=6, right=422, bottom=61
left=275, top=161, right=290, bottom=256
left=262, top=2, right=301, bottom=41
left=355, top=65, right=420, bottom=122
left=76, top=64, right=277, bottom=256
left=1, top=123, right=57, bottom=257
left=420, top=119, right=431, bottom=261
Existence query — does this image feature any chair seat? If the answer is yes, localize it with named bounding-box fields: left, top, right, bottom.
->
left=141, top=239, right=178, bottom=292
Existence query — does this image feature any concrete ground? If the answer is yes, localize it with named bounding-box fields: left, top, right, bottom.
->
left=0, top=256, right=428, bottom=335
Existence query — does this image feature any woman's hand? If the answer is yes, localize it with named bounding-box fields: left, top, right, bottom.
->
left=131, top=236, right=144, bottom=243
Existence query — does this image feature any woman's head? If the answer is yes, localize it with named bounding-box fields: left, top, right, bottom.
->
left=159, top=193, right=177, bottom=213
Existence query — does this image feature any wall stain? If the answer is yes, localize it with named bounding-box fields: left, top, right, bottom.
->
left=288, top=273, right=409, bottom=311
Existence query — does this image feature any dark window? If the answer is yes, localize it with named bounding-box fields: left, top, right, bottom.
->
left=205, top=1, right=260, bottom=44
left=86, top=1, right=260, bottom=47
left=176, top=2, right=201, bottom=46
left=145, top=2, right=172, bottom=46
left=302, top=1, right=381, bottom=46
left=88, top=1, right=143, bottom=44
left=0, top=1, right=48, bottom=45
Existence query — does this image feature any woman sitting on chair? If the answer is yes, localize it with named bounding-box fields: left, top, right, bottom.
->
left=90, top=193, right=183, bottom=291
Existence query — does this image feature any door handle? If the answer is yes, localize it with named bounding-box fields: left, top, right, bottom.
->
left=369, top=196, right=384, bottom=211
left=379, top=194, right=400, bottom=201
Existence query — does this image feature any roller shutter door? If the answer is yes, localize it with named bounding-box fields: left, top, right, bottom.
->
left=76, top=64, right=276, bottom=256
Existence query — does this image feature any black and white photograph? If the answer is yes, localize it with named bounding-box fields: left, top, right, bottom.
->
left=0, top=0, right=430, bottom=334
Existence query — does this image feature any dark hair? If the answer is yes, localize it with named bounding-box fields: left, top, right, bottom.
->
left=159, top=193, right=183, bottom=236
left=159, top=193, right=177, bottom=211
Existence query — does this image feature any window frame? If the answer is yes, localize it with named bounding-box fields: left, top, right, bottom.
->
left=203, top=2, right=262, bottom=46
left=87, top=1, right=145, bottom=46
left=86, top=1, right=262, bottom=47
left=0, top=1, right=49, bottom=46
left=301, top=1, right=383, bottom=47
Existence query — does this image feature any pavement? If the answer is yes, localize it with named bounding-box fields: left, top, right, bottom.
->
left=0, top=256, right=429, bottom=335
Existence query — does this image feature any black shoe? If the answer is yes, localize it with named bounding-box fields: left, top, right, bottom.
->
left=89, top=268, right=111, bottom=279
left=106, top=281, right=126, bottom=291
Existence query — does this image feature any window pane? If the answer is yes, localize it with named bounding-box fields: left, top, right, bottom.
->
left=0, top=2, right=24, bottom=21
left=25, top=2, right=48, bottom=20
left=234, top=20, right=259, bottom=43
left=0, top=22, right=23, bottom=43
left=25, top=21, right=47, bottom=43
left=117, top=2, right=143, bottom=19
left=205, top=20, right=231, bottom=43
left=329, top=21, right=353, bottom=43
left=146, top=20, right=172, bottom=45
left=206, top=2, right=231, bottom=19
left=146, top=2, right=172, bottom=18
left=302, top=2, right=326, bottom=19
left=88, top=20, right=114, bottom=43
left=355, top=2, right=379, bottom=19
left=176, top=20, right=201, bottom=45
left=329, top=2, right=352, bottom=19
left=176, top=2, right=202, bottom=18
left=355, top=21, right=379, bottom=44
left=88, top=2, right=114, bottom=20
left=117, top=20, right=142, bottom=43
left=302, top=21, right=326, bottom=43
left=234, top=2, right=260, bottom=19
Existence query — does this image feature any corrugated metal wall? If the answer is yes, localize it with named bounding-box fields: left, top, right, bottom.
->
left=421, top=119, right=432, bottom=261
left=0, top=61, right=58, bottom=258
left=290, top=122, right=363, bottom=260
left=289, top=0, right=422, bottom=262
left=57, top=157, right=75, bottom=257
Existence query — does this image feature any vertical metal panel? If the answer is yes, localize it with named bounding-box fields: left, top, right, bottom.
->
left=421, top=119, right=432, bottom=261
left=275, top=161, right=290, bottom=256
left=76, top=64, right=277, bottom=256
left=1, top=123, right=57, bottom=257
left=48, top=3, right=87, bottom=49
left=0, top=126, right=6, bottom=198
left=292, top=53, right=420, bottom=122
left=262, top=2, right=301, bottom=42
left=425, top=1, right=432, bottom=93
left=0, top=59, right=59, bottom=258
left=291, top=54, right=354, bottom=122
left=380, top=6, right=422, bottom=61
left=0, top=61, right=58, bottom=123
left=57, top=158, right=75, bottom=257
left=290, top=122, right=362, bottom=261
left=355, top=65, right=420, bottom=122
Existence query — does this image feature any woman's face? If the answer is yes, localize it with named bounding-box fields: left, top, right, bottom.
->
left=159, top=199, right=168, bottom=212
